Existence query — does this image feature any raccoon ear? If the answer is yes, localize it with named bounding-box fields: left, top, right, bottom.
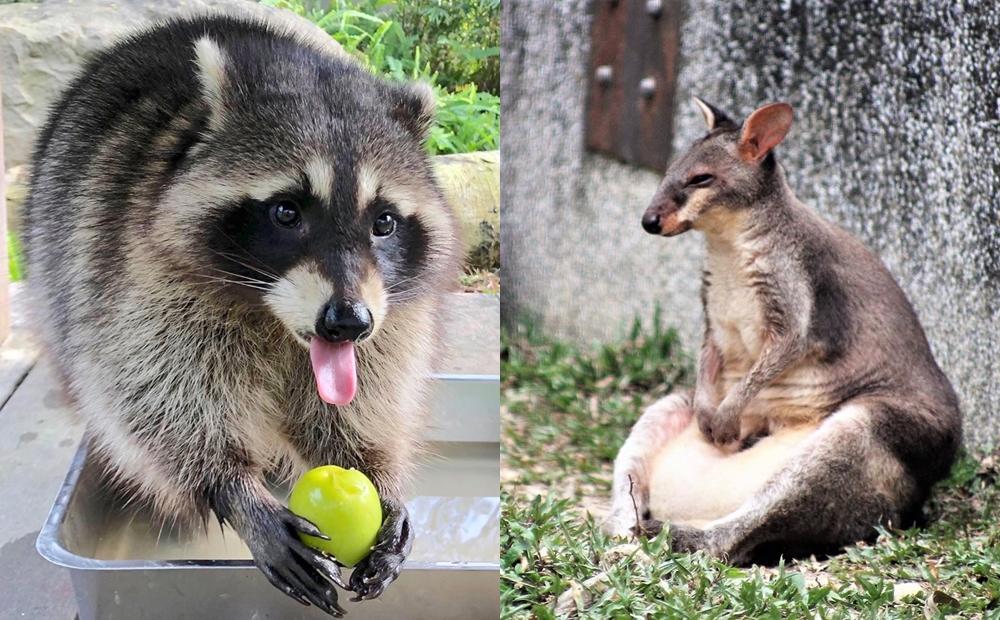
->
left=692, top=96, right=735, bottom=131
left=193, top=37, right=229, bottom=128
left=738, top=102, right=794, bottom=163
left=390, top=81, right=436, bottom=141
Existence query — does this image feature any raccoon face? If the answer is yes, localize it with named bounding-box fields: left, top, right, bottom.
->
left=151, top=35, right=456, bottom=405
left=641, top=97, right=793, bottom=236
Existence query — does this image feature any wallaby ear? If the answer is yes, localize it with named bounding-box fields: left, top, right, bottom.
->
left=390, top=81, right=436, bottom=141
left=193, top=37, right=229, bottom=129
left=692, top=96, right=735, bottom=131
left=738, top=102, right=793, bottom=163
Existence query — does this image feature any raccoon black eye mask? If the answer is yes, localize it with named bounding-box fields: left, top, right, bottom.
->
left=23, top=13, right=460, bottom=615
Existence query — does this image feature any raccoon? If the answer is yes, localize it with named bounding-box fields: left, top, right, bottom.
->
left=23, top=13, right=459, bottom=615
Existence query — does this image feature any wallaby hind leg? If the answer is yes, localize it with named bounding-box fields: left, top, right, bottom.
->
left=603, top=391, right=693, bottom=537
left=669, top=402, right=915, bottom=565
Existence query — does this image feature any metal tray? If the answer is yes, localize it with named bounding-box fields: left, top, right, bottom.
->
left=36, top=374, right=500, bottom=620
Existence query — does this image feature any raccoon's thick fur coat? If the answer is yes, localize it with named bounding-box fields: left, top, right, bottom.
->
left=23, top=12, right=459, bottom=609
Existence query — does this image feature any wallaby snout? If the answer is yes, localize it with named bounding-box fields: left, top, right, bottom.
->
left=642, top=195, right=691, bottom=236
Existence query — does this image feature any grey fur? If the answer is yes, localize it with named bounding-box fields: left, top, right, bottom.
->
left=23, top=14, right=459, bottom=614
left=606, top=100, right=961, bottom=563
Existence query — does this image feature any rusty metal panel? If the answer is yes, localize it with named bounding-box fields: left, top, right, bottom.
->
left=586, top=0, right=682, bottom=171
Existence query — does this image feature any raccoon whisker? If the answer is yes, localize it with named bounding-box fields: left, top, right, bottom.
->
left=205, top=268, right=273, bottom=287
left=200, top=270, right=268, bottom=283
left=186, top=273, right=268, bottom=291
left=384, top=290, right=421, bottom=301
left=212, top=250, right=280, bottom=280
left=209, top=227, right=280, bottom=278
left=200, top=269, right=274, bottom=291
left=196, top=277, right=272, bottom=292
left=383, top=275, right=430, bottom=292
left=386, top=277, right=432, bottom=291
left=386, top=290, right=430, bottom=303
left=385, top=281, right=431, bottom=295
left=385, top=283, right=429, bottom=295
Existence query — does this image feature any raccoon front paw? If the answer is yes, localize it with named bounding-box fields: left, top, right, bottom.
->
left=349, top=502, right=412, bottom=601
left=250, top=507, right=347, bottom=617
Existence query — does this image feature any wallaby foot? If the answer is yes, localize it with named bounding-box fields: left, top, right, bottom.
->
left=633, top=520, right=713, bottom=558
left=603, top=391, right=693, bottom=537
left=661, top=402, right=912, bottom=565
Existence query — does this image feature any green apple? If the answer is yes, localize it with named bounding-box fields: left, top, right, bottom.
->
left=288, top=465, right=383, bottom=567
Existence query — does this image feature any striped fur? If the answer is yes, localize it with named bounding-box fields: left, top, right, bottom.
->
left=22, top=13, right=460, bottom=607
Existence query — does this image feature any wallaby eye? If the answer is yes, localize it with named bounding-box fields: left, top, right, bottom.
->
left=687, top=174, right=715, bottom=188
left=373, top=212, right=397, bottom=237
left=268, top=200, right=301, bottom=228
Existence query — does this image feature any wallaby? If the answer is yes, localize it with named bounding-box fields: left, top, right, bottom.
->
left=602, top=98, right=961, bottom=564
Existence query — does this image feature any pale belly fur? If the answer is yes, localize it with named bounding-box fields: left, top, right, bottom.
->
left=647, top=420, right=818, bottom=527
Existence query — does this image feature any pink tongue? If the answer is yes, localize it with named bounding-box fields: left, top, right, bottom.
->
left=309, top=339, right=357, bottom=406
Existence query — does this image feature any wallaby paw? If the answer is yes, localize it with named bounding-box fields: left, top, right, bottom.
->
left=696, top=405, right=740, bottom=447
left=601, top=509, right=639, bottom=538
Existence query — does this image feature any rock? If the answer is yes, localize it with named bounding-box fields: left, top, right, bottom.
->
left=893, top=581, right=924, bottom=602
left=4, top=166, right=26, bottom=236
left=0, top=0, right=343, bottom=170
left=433, top=151, right=500, bottom=270
left=554, top=572, right=611, bottom=617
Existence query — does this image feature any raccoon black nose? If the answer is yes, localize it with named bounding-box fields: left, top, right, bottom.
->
left=316, top=301, right=373, bottom=343
left=642, top=212, right=661, bottom=234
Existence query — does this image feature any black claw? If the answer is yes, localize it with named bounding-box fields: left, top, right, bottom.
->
left=242, top=508, right=351, bottom=617
left=294, top=572, right=344, bottom=618
left=261, top=564, right=310, bottom=607
left=295, top=543, right=347, bottom=590
left=351, top=566, right=397, bottom=602
left=213, top=484, right=350, bottom=617
left=281, top=567, right=321, bottom=610
left=290, top=538, right=347, bottom=590
left=283, top=510, right=331, bottom=540
left=348, top=544, right=405, bottom=600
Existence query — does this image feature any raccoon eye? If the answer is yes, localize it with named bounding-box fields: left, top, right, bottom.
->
left=269, top=200, right=301, bottom=228
left=372, top=212, right=396, bottom=237
left=687, top=174, right=715, bottom=188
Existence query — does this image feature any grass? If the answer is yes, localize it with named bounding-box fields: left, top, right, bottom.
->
left=7, top=232, right=22, bottom=282
left=501, top=320, right=1000, bottom=618
left=460, top=268, right=499, bottom=295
